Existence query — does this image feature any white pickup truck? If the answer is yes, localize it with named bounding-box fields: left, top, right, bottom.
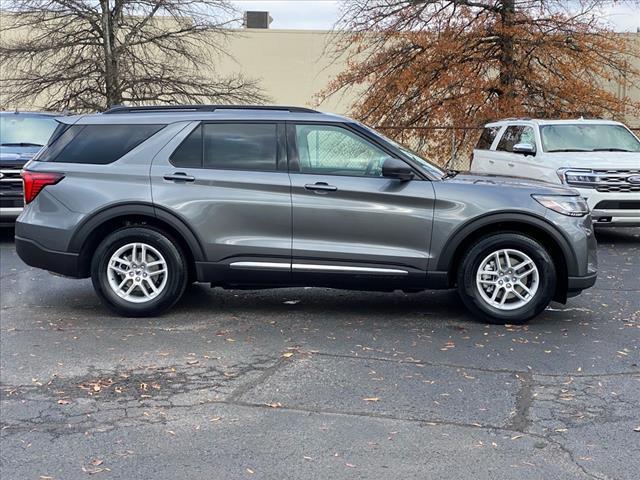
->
left=470, top=118, right=640, bottom=227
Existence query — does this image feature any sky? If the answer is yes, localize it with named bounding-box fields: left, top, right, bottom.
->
left=231, top=0, right=640, bottom=32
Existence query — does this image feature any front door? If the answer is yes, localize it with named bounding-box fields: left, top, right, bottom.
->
left=287, top=122, right=435, bottom=288
left=150, top=120, right=291, bottom=283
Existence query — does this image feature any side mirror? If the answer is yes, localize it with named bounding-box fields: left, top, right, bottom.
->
left=512, top=143, right=536, bottom=156
left=382, top=158, right=414, bottom=181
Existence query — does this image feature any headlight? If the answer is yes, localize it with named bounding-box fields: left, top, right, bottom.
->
left=532, top=194, right=590, bottom=217
left=557, top=168, right=596, bottom=186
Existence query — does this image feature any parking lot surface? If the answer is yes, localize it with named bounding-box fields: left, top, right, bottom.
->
left=1, top=227, right=639, bottom=480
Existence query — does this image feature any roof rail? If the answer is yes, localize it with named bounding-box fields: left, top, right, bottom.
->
left=103, top=105, right=319, bottom=114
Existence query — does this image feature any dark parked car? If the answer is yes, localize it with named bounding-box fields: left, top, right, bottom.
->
left=15, top=105, right=597, bottom=323
left=1, top=111, right=58, bottom=224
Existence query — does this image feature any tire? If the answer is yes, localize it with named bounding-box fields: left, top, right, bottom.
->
left=91, top=227, right=189, bottom=317
left=457, top=233, right=556, bottom=325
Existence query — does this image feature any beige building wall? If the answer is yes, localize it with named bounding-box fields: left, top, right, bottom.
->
left=214, top=29, right=356, bottom=115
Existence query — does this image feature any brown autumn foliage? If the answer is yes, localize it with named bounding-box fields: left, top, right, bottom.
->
left=321, top=0, right=640, bottom=167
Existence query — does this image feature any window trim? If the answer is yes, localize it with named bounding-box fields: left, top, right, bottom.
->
left=168, top=120, right=286, bottom=172
left=286, top=121, right=428, bottom=180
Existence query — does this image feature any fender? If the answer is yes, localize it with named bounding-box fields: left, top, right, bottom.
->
left=435, top=212, right=579, bottom=275
left=67, top=202, right=206, bottom=261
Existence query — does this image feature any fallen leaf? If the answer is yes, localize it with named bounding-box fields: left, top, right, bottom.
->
left=282, top=352, right=294, bottom=358
left=57, top=399, right=71, bottom=405
left=246, top=468, right=255, bottom=474
left=90, top=459, right=103, bottom=466
left=363, top=397, right=380, bottom=402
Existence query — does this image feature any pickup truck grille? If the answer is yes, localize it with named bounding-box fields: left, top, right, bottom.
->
left=564, top=168, right=640, bottom=193
left=0, top=166, right=24, bottom=208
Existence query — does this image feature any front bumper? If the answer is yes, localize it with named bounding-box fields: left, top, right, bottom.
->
left=15, top=235, right=83, bottom=278
left=567, top=272, right=597, bottom=294
left=0, top=206, right=23, bottom=224
left=577, top=188, right=640, bottom=227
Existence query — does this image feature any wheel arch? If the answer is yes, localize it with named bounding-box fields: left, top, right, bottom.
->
left=69, top=202, right=206, bottom=278
left=438, top=213, right=576, bottom=303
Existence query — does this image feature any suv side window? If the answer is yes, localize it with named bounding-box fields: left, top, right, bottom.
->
left=171, top=123, right=278, bottom=171
left=475, top=126, right=501, bottom=150
left=38, top=124, right=165, bottom=164
left=295, top=124, right=389, bottom=177
left=496, top=125, right=535, bottom=152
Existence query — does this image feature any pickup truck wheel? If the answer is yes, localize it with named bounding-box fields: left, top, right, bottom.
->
left=457, top=233, right=556, bottom=324
left=91, top=227, right=188, bottom=317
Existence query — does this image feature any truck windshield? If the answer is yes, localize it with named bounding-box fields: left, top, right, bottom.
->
left=541, top=124, right=640, bottom=153
left=0, top=115, right=58, bottom=147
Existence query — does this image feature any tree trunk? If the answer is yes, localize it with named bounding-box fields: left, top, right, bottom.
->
left=100, top=0, right=122, bottom=108
left=498, top=0, right=516, bottom=99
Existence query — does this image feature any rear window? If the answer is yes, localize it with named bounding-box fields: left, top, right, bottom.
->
left=475, top=127, right=501, bottom=150
left=38, top=124, right=165, bottom=164
left=171, top=123, right=278, bottom=171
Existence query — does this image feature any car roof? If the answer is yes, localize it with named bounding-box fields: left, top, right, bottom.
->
left=484, top=118, right=628, bottom=128
left=58, top=106, right=351, bottom=125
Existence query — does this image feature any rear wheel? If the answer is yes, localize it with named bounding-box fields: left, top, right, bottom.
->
left=91, top=227, right=188, bottom=317
left=457, top=233, right=556, bottom=324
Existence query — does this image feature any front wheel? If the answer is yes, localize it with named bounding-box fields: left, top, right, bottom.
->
left=91, top=227, right=188, bottom=317
left=457, top=233, right=556, bottom=324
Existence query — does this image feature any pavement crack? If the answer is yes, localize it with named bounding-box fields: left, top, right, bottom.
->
left=226, top=356, right=290, bottom=402
left=506, top=371, right=534, bottom=432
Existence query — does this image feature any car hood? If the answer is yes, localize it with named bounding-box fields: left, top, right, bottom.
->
left=0, top=146, right=39, bottom=164
left=545, top=151, right=640, bottom=169
left=445, top=172, right=578, bottom=195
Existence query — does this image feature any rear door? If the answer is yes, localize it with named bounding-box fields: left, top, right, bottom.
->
left=287, top=122, right=435, bottom=288
left=150, top=120, right=292, bottom=282
left=470, top=125, right=502, bottom=174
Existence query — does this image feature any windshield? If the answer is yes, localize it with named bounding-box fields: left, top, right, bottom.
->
left=540, top=124, right=640, bottom=153
left=358, top=123, right=445, bottom=177
left=0, top=115, right=58, bottom=147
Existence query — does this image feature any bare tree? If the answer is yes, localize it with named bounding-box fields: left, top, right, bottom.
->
left=321, top=0, right=640, bottom=166
left=0, top=0, right=268, bottom=111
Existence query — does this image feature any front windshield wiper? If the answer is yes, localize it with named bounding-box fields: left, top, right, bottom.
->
left=591, top=148, right=635, bottom=152
left=0, top=142, right=44, bottom=147
left=546, top=148, right=593, bottom=152
left=442, top=169, right=460, bottom=179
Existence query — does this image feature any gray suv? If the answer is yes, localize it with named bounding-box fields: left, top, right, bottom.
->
left=15, top=105, right=597, bottom=324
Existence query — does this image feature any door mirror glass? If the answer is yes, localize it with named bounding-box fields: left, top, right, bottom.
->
left=512, top=143, right=536, bottom=156
left=382, top=158, right=414, bottom=181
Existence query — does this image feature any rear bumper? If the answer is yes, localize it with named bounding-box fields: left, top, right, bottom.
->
left=15, top=235, right=83, bottom=278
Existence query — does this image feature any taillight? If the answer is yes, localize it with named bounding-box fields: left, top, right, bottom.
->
left=21, top=170, right=64, bottom=204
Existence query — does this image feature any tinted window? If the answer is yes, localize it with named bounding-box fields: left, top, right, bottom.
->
left=38, top=124, right=164, bottom=164
left=496, top=125, right=535, bottom=152
left=295, top=124, right=389, bottom=177
left=203, top=123, right=277, bottom=171
left=170, top=125, right=203, bottom=168
left=475, top=127, right=501, bottom=150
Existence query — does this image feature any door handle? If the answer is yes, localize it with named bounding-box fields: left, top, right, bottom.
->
left=488, top=159, right=495, bottom=164
left=304, top=182, right=337, bottom=193
left=164, top=172, right=195, bottom=182
left=507, top=162, right=515, bottom=167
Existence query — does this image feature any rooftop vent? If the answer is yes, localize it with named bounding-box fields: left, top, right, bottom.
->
left=244, top=11, right=272, bottom=29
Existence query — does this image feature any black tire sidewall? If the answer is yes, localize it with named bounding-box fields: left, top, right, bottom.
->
left=458, top=233, right=556, bottom=324
left=91, top=227, right=188, bottom=317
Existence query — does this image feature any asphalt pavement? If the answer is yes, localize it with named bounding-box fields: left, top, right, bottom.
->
left=1, top=227, right=638, bottom=480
